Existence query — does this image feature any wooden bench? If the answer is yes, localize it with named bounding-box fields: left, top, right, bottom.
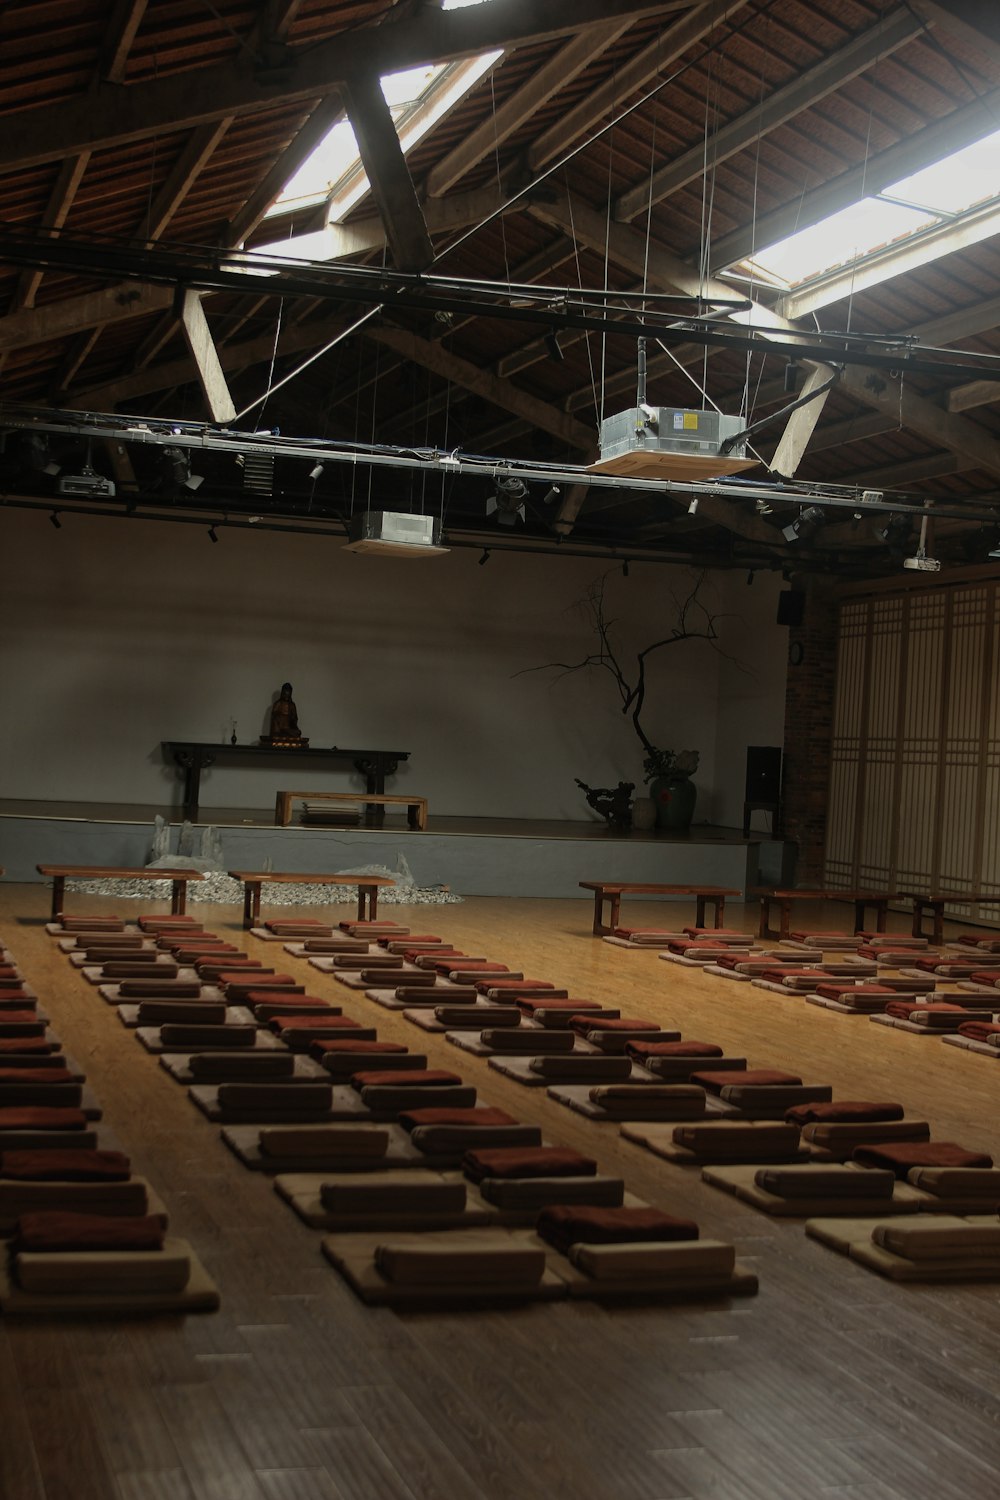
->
left=227, top=870, right=395, bottom=930
left=579, top=881, right=741, bottom=937
left=274, top=790, right=427, bottom=830
left=900, top=889, right=1000, bottom=946
left=36, top=865, right=203, bottom=923
left=749, top=887, right=897, bottom=941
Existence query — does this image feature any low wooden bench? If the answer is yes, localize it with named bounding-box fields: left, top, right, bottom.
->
left=274, top=789, right=427, bottom=830
left=750, top=887, right=897, bottom=941
left=579, top=881, right=741, bottom=937
left=227, top=870, right=395, bottom=930
left=36, top=864, right=203, bottom=923
left=901, top=889, right=1000, bottom=946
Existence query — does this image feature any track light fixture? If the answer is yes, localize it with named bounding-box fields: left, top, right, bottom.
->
left=784, top=360, right=801, bottom=393
left=688, top=497, right=699, bottom=516
left=208, top=524, right=218, bottom=543
left=544, top=330, right=565, bottom=362
left=479, top=547, right=490, bottom=566
left=49, top=510, right=61, bottom=529
left=782, top=505, right=825, bottom=543
left=309, top=462, right=324, bottom=481
left=622, top=560, right=629, bottom=578
left=486, top=477, right=528, bottom=527
left=542, top=485, right=561, bottom=505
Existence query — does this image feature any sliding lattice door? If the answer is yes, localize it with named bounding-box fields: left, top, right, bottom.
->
left=825, top=581, right=1000, bottom=915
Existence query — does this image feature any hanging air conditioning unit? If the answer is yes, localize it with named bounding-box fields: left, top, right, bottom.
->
left=589, top=405, right=757, bottom=482
left=344, top=510, right=449, bottom=557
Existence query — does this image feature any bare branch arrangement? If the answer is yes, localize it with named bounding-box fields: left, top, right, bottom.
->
left=519, top=568, right=731, bottom=780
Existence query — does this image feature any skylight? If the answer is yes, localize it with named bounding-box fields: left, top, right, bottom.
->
left=739, top=125, right=1000, bottom=304
left=266, top=0, right=500, bottom=223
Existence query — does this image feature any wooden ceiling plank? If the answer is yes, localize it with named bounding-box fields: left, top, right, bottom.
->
left=139, top=119, right=234, bottom=243
left=12, top=152, right=91, bottom=311
left=526, top=0, right=750, bottom=172
left=0, top=0, right=689, bottom=172
left=100, top=0, right=149, bottom=84
left=614, top=8, right=922, bottom=222
left=426, top=20, right=633, bottom=199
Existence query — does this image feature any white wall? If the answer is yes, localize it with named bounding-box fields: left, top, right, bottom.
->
left=0, top=508, right=787, bottom=823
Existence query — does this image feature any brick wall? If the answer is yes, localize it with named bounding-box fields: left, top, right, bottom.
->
left=781, top=583, right=839, bottom=885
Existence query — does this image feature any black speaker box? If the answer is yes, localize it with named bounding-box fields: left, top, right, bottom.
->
left=777, top=590, right=806, bottom=626
left=745, top=746, right=782, bottom=803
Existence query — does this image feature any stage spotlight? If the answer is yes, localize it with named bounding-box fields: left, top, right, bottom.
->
left=478, top=548, right=490, bottom=566
left=688, top=497, right=699, bottom=516
left=309, top=463, right=324, bottom=481
left=782, top=505, right=825, bottom=543
left=542, top=485, right=561, bottom=505
left=486, top=477, right=527, bottom=527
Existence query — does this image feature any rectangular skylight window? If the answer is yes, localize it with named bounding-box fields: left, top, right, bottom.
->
left=738, top=125, right=1000, bottom=298
left=265, top=0, right=500, bottom=222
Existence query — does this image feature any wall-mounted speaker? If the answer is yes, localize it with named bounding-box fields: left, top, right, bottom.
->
left=746, top=745, right=782, bottom=803
left=776, top=590, right=806, bottom=626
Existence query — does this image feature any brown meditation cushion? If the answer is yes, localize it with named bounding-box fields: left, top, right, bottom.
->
left=785, top=1101, right=904, bottom=1126
left=537, top=1204, right=699, bottom=1255
left=15, top=1210, right=164, bottom=1252
left=0, top=1069, right=68, bottom=1085
left=759, top=969, right=824, bottom=983
left=477, top=978, right=554, bottom=991
left=268, top=1015, right=361, bottom=1033
left=958, top=1021, right=1000, bottom=1042
left=309, top=1039, right=408, bottom=1056
left=1, top=1150, right=131, bottom=1181
left=626, top=1040, right=722, bottom=1059
left=691, top=1069, right=802, bottom=1093
left=462, top=1146, right=598, bottom=1183
left=885, top=1001, right=965, bottom=1019
left=516, top=998, right=601, bottom=1015
left=0, top=1013, right=45, bottom=1028
left=969, top=970, right=1000, bottom=985
left=852, top=1141, right=994, bottom=1177
left=571, top=1016, right=658, bottom=1034
left=814, top=984, right=894, bottom=1000
left=398, top=1106, right=517, bottom=1132
left=0, top=1107, right=87, bottom=1130
left=350, top=1069, right=462, bottom=1090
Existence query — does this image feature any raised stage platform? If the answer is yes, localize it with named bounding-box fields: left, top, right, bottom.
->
left=0, top=800, right=788, bottom=900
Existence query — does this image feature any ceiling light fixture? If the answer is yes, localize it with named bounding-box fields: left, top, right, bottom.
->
left=782, top=505, right=825, bottom=543
left=478, top=547, right=490, bottom=566
left=208, top=524, right=218, bottom=543
left=544, top=330, right=565, bottom=362
left=48, top=510, right=61, bottom=529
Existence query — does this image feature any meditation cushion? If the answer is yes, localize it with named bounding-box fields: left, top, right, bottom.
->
left=0, top=1107, right=87, bottom=1131
left=1, top=1150, right=131, bottom=1181
left=537, top=1205, right=698, bottom=1254
left=626, top=1040, right=722, bottom=1060
left=852, top=1141, right=993, bottom=1177
left=462, top=1146, right=597, bottom=1183
left=691, top=1069, right=802, bottom=1094
left=15, top=1210, right=165, bottom=1251
left=784, top=1101, right=904, bottom=1126
left=374, top=1243, right=545, bottom=1287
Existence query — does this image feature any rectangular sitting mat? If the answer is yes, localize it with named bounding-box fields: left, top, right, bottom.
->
left=0, top=1238, right=220, bottom=1314
left=322, top=1227, right=567, bottom=1306
left=136, top=1022, right=273, bottom=1055
left=275, top=1169, right=504, bottom=1231
left=804, top=1214, right=1000, bottom=1281
left=622, top=1119, right=807, bottom=1166
left=158, top=1053, right=325, bottom=1085
left=0, top=1178, right=165, bottom=1234
left=189, top=1082, right=364, bottom=1124
left=559, top=1237, right=758, bottom=1300
left=802, top=1119, right=931, bottom=1161
left=484, top=1054, right=626, bottom=1088
left=221, top=1121, right=477, bottom=1173
left=700, top=1163, right=924, bottom=1216
left=547, top=1083, right=706, bottom=1122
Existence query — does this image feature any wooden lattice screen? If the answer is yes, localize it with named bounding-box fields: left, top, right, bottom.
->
left=824, top=580, right=1000, bottom=918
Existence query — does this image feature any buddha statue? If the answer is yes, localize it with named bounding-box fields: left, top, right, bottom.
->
left=263, top=683, right=308, bottom=746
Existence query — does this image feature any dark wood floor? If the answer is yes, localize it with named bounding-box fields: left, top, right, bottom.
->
left=1, top=886, right=998, bottom=1500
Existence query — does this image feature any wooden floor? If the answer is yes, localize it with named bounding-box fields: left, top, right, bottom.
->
left=1, top=885, right=998, bottom=1500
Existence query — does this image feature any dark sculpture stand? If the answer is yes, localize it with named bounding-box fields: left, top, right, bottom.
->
left=162, top=742, right=409, bottom=819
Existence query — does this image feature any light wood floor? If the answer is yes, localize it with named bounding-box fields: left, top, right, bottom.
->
left=1, top=884, right=999, bottom=1500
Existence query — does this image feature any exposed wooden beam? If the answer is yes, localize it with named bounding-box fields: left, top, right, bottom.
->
left=49, top=328, right=103, bottom=403
left=838, top=365, right=1000, bottom=477
left=343, top=69, right=434, bottom=271
left=837, top=450, right=975, bottom=488
left=12, top=153, right=91, bottom=310
left=139, top=120, right=234, bottom=243
left=227, top=96, right=344, bottom=247
left=909, top=0, right=1000, bottom=58
left=426, top=20, right=633, bottom=199
left=178, top=290, right=237, bottom=423
left=0, top=283, right=173, bottom=354
left=769, top=366, right=838, bottom=479
left=615, top=9, right=921, bottom=222
left=526, top=0, right=749, bottom=172
left=946, top=379, right=1000, bottom=414
left=365, top=326, right=596, bottom=451
left=0, top=0, right=687, bottom=172
left=100, top=0, right=149, bottom=83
